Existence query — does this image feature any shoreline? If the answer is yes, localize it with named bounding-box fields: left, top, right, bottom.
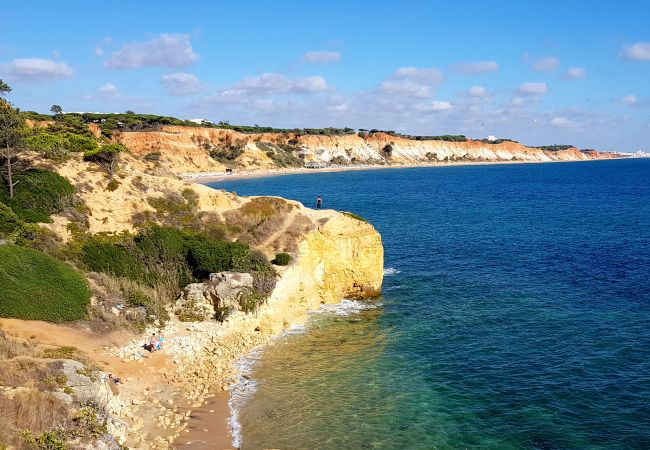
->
left=181, top=157, right=622, bottom=184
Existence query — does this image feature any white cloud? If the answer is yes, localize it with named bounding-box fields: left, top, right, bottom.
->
left=160, top=72, right=202, bottom=96
left=448, top=61, right=498, bottom=75
left=105, top=33, right=199, bottom=69
left=620, top=94, right=637, bottom=105
left=301, top=51, right=341, bottom=63
left=235, top=73, right=329, bottom=94
left=561, top=67, right=587, bottom=79
left=99, top=83, right=118, bottom=94
left=551, top=117, right=578, bottom=128
left=393, top=66, right=444, bottom=84
left=94, top=47, right=104, bottom=57
left=1, top=58, right=73, bottom=82
left=414, top=100, right=453, bottom=112
left=517, top=82, right=548, bottom=96
left=468, top=86, right=488, bottom=97
left=376, top=67, right=444, bottom=98
left=378, top=80, right=433, bottom=98
left=621, top=42, right=650, bottom=61
left=532, top=56, right=560, bottom=72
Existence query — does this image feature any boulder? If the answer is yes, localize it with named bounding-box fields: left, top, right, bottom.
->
left=175, top=272, right=254, bottom=320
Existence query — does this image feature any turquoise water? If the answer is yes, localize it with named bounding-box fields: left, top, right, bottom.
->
left=208, top=160, right=650, bottom=449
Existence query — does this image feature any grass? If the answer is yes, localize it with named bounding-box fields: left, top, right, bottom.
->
left=0, top=245, right=90, bottom=322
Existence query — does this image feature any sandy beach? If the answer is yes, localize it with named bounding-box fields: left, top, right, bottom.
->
left=183, top=158, right=604, bottom=185
left=175, top=391, right=234, bottom=450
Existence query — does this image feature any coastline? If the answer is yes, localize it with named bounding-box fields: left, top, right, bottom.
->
left=181, top=157, right=618, bottom=184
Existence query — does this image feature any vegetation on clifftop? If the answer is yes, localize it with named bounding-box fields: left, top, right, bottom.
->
left=0, top=245, right=91, bottom=322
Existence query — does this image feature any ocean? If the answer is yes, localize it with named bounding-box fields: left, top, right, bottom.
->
left=207, top=159, right=650, bottom=449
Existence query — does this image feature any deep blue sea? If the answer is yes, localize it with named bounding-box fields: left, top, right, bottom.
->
left=208, top=160, right=650, bottom=450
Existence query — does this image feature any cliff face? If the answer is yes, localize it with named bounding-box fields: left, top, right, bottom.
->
left=258, top=214, right=383, bottom=333
left=113, top=126, right=620, bottom=174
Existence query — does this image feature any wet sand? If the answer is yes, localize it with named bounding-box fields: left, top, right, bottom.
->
left=175, top=391, right=235, bottom=449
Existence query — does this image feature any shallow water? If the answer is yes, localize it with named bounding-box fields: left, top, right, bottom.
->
left=209, top=160, right=650, bottom=449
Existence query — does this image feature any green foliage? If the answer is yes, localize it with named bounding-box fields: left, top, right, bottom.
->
left=186, top=235, right=250, bottom=278
left=73, top=406, right=107, bottom=438
left=257, top=142, right=303, bottom=168
left=535, top=144, right=574, bottom=152
left=81, top=226, right=270, bottom=287
left=40, top=346, right=81, bottom=360
left=105, top=179, right=120, bottom=191
left=75, top=367, right=97, bottom=382
left=0, top=169, right=74, bottom=223
left=20, top=429, right=71, bottom=450
left=341, top=211, right=368, bottom=222
left=0, top=201, right=22, bottom=235
left=175, top=300, right=208, bottom=322
left=0, top=79, right=11, bottom=96
left=127, top=290, right=152, bottom=307
left=42, top=374, right=68, bottom=388
left=0, top=245, right=90, bottom=322
left=26, top=130, right=98, bottom=160
left=480, top=138, right=519, bottom=145
left=214, top=305, right=233, bottom=322
left=237, top=288, right=265, bottom=313
left=272, top=252, right=292, bottom=266
left=83, top=143, right=125, bottom=161
left=208, top=142, right=245, bottom=162
left=19, top=110, right=51, bottom=121
left=81, top=235, right=147, bottom=281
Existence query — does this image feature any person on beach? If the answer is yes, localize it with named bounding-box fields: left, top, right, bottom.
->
left=316, top=196, right=322, bottom=209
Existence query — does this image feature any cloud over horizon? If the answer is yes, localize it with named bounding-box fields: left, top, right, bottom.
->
left=1, top=58, right=73, bottom=82
left=105, top=33, right=199, bottom=69
left=160, top=72, right=202, bottom=96
left=517, top=82, right=548, bottom=96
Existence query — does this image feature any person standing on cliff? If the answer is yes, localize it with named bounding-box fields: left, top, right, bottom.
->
left=316, top=196, right=322, bottom=209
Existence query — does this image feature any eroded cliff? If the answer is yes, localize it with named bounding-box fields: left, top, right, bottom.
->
left=113, top=125, right=620, bottom=175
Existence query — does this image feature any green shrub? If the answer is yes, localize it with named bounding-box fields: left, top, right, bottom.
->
left=237, top=288, right=265, bottom=313
left=214, top=305, right=233, bottom=322
left=82, top=143, right=125, bottom=161
left=144, top=152, right=161, bottom=162
left=127, top=290, right=152, bottom=307
left=20, top=430, right=71, bottom=450
left=105, top=179, right=120, bottom=191
left=272, top=252, right=291, bottom=266
left=0, top=245, right=90, bottom=322
left=40, top=346, right=80, bottom=360
left=0, top=202, right=22, bottom=235
left=186, top=235, right=249, bottom=278
left=81, top=236, right=147, bottom=281
left=0, top=169, right=75, bottom=223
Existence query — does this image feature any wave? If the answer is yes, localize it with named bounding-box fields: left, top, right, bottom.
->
left=384, top=267, right=401, bottom=276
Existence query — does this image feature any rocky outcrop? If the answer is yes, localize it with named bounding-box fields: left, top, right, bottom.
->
left=175, top=272, right=254, bottom=320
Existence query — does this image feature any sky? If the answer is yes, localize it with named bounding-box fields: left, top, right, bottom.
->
left=1, top=0, right=649, bottom=151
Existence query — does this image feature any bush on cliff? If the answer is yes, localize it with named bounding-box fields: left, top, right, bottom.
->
left=272, top=252, right=291, bottom=266
left=81, top=226, right=271, bottom=287
left=0, top=169, right=75, bottom=223
left=0, top=245, right=90, bottom=322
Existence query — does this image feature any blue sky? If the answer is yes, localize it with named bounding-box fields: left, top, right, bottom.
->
left=1, top=0, right=649, bottom=151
